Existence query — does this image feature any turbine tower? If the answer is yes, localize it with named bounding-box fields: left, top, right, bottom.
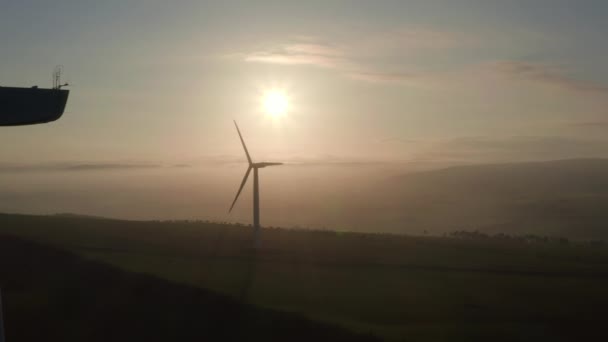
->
left=229, top=121, right=283, bottom=247
left=0, top=288, right=5, bottom=342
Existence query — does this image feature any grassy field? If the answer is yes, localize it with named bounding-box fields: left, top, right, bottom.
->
left=1, top=213, right=608, bottom=341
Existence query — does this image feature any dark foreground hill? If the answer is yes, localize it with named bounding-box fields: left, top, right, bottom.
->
left=0, top=234, right=378, bottom=342
left=1, top=213, right=608, bottom=341
left=359, top=158, right=608, bottom=239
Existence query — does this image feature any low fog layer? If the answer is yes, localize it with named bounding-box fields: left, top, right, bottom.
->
left=2, top=159, right=608, bottom=239
left=0, top=163, right=387, bottom=229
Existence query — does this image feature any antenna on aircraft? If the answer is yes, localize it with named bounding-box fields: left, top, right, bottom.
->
left=52, top=66, right=69, bottom=90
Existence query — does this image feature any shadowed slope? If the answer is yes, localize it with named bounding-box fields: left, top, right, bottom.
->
left=0, top=235, right=379, bottom=342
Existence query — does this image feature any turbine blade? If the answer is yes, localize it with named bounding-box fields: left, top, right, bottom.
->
left=234, top=120, right=252, bottom=165
left=229, top=166, right=252, bottom=213
left=254, top=162, right=284, bottom=168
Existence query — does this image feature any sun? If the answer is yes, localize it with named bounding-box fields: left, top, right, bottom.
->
left=262, top=89, right=289, bottom=117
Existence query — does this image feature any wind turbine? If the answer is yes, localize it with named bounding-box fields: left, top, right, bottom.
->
left=229, top=121, right=283, bottom=248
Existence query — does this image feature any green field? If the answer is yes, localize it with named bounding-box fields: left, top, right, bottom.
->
left=1, top=213, right=608, bottom=341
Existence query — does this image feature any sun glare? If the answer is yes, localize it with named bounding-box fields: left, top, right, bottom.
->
left=262, top=90, right=289, bottom=117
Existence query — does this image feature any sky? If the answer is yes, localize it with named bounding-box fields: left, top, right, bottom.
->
left=1, top=1, right=608, bottom=223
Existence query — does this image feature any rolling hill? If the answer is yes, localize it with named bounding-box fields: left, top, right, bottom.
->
left=354, top=159, right=608, bottom=239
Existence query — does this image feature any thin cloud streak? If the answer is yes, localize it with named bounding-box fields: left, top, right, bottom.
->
left=494, top=61, right=608, bottom=94
left=567, top=120, right=608, bottom=128
left=0, top=162, right=163, bottom=173
left=347, top=70, right=418, bottom=83
left=411, top=135, right=608, bottom=164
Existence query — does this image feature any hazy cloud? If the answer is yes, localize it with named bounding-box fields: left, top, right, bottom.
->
left=242, top=29, right=470, bottom=84
left=244, top=42, right=345, bottom=68
left=494, top=61, right=608, bottom=94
